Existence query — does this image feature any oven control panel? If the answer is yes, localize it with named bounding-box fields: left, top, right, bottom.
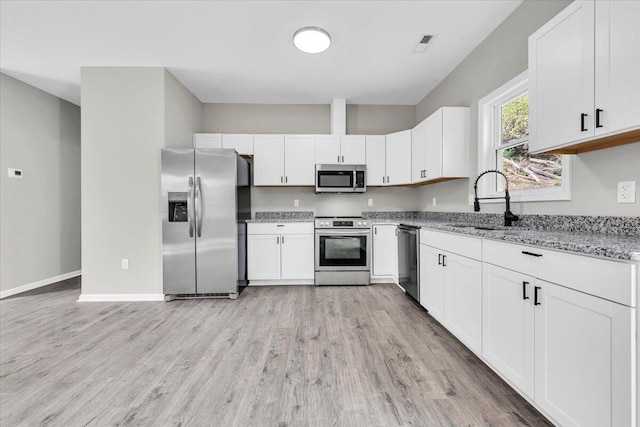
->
left=315, top=217, right=370, bottom=229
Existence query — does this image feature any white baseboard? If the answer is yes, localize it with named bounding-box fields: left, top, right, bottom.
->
left=248, top=279, right=315, bottom=286
left=0, top=270, right=81, bottom=299
left=77, top=293, right=165, bottom=302
left=370, top=275, right=398, bottom=285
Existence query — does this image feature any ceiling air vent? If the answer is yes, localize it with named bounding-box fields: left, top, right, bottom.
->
left=413, top=34, right=436, bottom=53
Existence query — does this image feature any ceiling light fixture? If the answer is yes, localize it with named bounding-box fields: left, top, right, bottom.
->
left=293, top=27, right=331, bottom=54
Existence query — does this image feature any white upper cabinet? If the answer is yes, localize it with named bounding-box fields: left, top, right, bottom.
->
left=529, top=0, right=640, bottom=153
left=193, top=133, right=222, bottom=149
left=340, top=135, right=366, bottom=164
left=315, top=135, right=365, bottom=165
left=412, top=107, right=470, bottom=184
left=253, top=135, right=314, bottom=186
left=222, top=134, right=253, bottom=155
left=594, top=0, right=640, bottom=137
left=385, top=130, right=412, bottom=186
left=315, top=135, right=341, bottom=164
left=365, top=135, right=387, bottom=186
left=284, top=135, right=315, bottom=186
left=253, top=134, right=285, bottom=186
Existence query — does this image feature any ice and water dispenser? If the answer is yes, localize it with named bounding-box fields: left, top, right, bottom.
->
left=168, top=192, right=188, bottom=222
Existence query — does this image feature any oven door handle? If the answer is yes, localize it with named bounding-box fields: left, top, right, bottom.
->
left=316, top=230, right=371, bottom=236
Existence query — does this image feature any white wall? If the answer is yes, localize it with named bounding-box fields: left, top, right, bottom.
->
left=415, top=0, right=640, bottom=217
left=0, top=73, right=81, bottom=294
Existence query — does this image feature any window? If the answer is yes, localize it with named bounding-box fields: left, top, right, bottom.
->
left=478, top=71, right=571, bottom=202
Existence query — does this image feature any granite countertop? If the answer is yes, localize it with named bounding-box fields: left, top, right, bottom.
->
left=246, top=211, right=315, bottom=223
left=246, top=218, right=315, bottom=223
left=369, top=216, right=640, bottom=262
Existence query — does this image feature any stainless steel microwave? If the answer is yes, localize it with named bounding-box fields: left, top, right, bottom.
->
left=315, top=164, right=366, bottom=193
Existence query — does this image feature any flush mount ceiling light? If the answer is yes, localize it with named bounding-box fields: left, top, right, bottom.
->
left=293, top=27, right=331, bottom=54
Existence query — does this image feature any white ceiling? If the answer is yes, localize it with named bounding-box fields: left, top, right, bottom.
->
left=0, top=0, right=522, bottom=106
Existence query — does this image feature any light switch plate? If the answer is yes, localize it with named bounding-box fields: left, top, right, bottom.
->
left=432, top=198, right=437, bottom=207
left=294, top=199, right=299, bottom=207
left=122, top=259, right=129, bottom=270
left=617, top=181, right=636, bottom=204
left=368, top=198, right=373, bottom=207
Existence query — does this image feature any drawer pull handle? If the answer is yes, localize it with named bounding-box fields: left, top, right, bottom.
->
left=522, top=281, right=529, bottom=300
left=442, top=254, right=447, bottom=267
left=580, top=113, right=588, bottom=132
left=438, top=254, right=442, bottom=265
left=277, top=224, right=284, bottom=227
left=522, top=251, right=542, bottom=258
left=534, top=286, right=541, bottom=306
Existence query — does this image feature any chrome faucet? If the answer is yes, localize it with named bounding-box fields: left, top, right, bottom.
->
left=473, top=169, right=519, bottom=227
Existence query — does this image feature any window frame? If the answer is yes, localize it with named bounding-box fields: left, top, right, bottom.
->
left=477, top=71, right=572, bottom=203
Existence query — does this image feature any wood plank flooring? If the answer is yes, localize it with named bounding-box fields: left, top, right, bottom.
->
left=0, top=278, right=552, bottom=426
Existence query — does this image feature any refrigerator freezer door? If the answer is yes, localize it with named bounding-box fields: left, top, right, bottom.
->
left=162, top=149, right=196, bottom=294
left=195, top=149, right=238, bottom=294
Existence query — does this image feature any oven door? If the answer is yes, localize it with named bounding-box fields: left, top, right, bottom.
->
left=315, top=230, right=371, bottom=271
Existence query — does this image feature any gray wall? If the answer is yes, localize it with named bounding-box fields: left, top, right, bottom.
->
left=203, top=103, right=417, bottom=215
left=165, top=70, right=203, bottom=148
left=415, top=0, right=640, bottom=217
left=0, top=73, right=81, bottom=293
left=203, top=104, right=330, bottom=134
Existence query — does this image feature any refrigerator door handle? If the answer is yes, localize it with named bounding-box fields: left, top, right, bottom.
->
left=196, top=176, right=203, bottom=238
left=187, top=176, right=195, bottom=237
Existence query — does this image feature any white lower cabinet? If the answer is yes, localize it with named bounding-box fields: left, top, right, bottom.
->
left=247, top=223, right=314, bottom=283
left=534, top=279, right=634, bottom=427
left=483, top=264, right=535, bottom=397
left=418, top=231, right=637, bottom=427
left=371, top=224, right=398, bottom=282
left=247, top=234, right=281, bottom=280
left=442, top=252, right=482, bottom=354
left=280, top=234, right=315, bottom=280
left=419, top=244, right=444, bottom=321
left=419, top=237, right=482, bottom=355
left=481, top=240, right=636, bottom=427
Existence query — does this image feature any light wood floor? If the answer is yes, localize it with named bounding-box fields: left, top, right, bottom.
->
left=1, top=278, right=552, bottom=427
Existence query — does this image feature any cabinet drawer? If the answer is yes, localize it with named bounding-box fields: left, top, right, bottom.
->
left=483, top=239, right=636, bottom=307
left=420, top=229, right=482, bottom=261
left=248, top=222, right=314, bottom=235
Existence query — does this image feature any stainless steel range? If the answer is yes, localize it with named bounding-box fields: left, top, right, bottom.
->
left=315, top=217, right=371, bottom=286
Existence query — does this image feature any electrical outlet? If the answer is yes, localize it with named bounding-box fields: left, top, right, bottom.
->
left=432, top=198, right=437, bottom=207
left=294, top=199, right=299, bottom=207
left=469, top=195, right=474, bottom=206
left=617, top=181, right=636, bottom=204
left=122, top=259, right=129, bottom=270
left=368, top=198, right=373, bottom=207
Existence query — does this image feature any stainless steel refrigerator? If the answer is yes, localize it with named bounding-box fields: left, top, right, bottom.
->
left=161, top=148, right=251, bottom=299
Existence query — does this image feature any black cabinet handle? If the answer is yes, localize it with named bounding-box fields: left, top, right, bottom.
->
left=522, top=251, right=542, bottom=258
left=522, top=281, right=529, bottom=300
left=442, top=255, right=447, bottom=267
left=581, top=113, right=588, bottom=132
left=596, top=109, right=603, bottom=128
left=534, top=286, right=541, bottom=306
left=438, top=254, right=442, bottom=265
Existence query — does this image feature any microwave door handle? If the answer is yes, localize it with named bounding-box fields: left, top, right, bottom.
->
left=353, top=170, right=357, bottom=190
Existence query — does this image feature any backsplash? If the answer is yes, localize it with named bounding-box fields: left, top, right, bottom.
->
left=362, top=211, right=640, bottom=237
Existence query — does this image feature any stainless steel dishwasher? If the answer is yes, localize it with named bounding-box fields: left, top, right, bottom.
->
left=397, top=224, right=419, bottom=301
